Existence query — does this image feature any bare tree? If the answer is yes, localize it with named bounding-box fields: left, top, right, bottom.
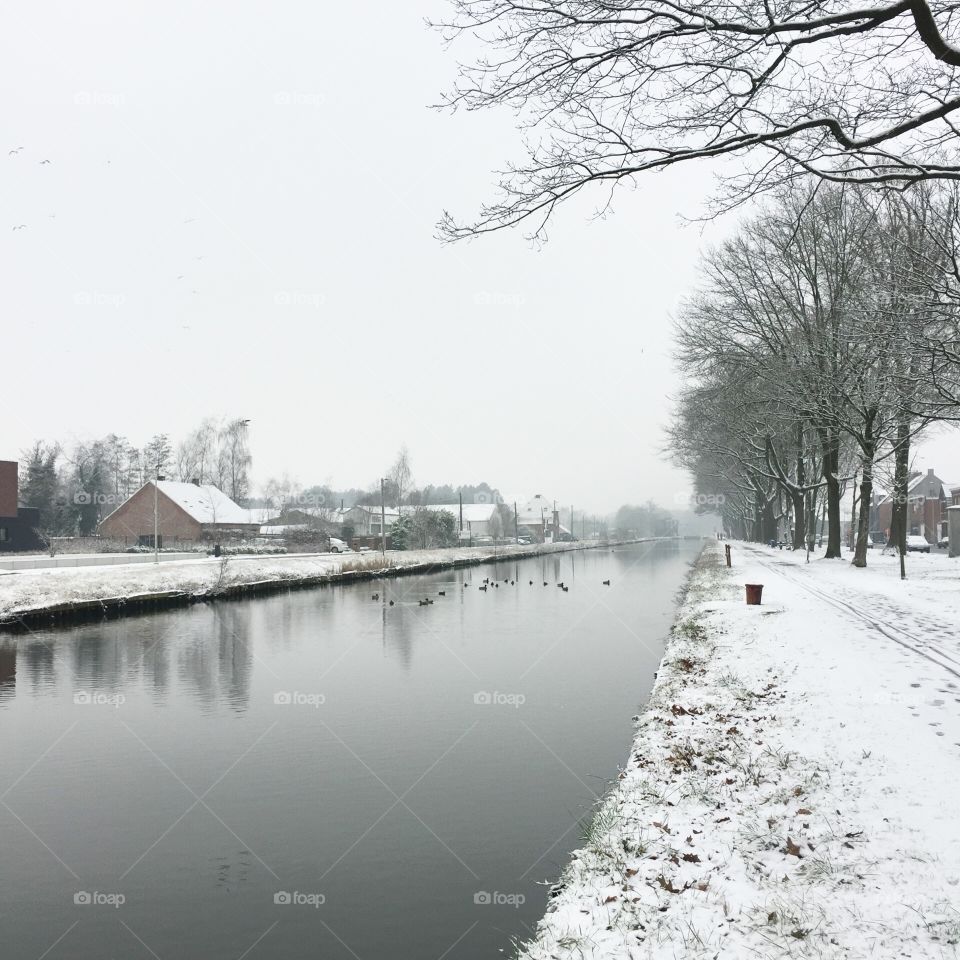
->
left=437, top=0, right=960, bottom=238
left=389, top=445, right=413, bottom=516
left=218, top=418, right=252, bottom=503
left=671, top=183, right=959, bottom=563
left=176, top=418, right=219, bottom=483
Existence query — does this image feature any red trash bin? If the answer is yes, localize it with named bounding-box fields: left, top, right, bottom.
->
left=745, top=583, right=763, bottom=605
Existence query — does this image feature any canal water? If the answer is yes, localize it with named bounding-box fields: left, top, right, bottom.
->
left=0, top=540, right=701, bottom=959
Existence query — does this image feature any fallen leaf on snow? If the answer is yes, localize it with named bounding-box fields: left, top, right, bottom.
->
left=783, top=837, right=803, bottom=858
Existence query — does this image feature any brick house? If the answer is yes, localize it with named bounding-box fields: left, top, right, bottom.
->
left=875, top=469, right=949, bottom=545
left=0, top=460, right=43, bottom=552
left=98, top=480, right=259, bottom=546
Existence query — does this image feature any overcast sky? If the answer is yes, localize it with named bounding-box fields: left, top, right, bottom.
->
left=4, top=2, right=958, bottom=512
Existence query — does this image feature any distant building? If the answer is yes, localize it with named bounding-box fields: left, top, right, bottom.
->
left=342, top=505, right=401, bottom=538
left=0, top=460, right=43, bottom=552
left=513, top=494, right=562, bottom=543
left=98, top=479, right=259, bottom=546
left=419, top=503, right=499, bottom=540
left=875, top=469, right=950, bottom=544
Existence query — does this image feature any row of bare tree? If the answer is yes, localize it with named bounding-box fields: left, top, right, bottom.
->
left=668, top=183, right=960, bottom=565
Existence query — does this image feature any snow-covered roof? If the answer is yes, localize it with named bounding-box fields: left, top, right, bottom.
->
left=347, top=505, right=401, bottom=519
left=156, top=481, right=253, bottom=525
left=420, top=503, right=498, bottom=523
left=510, top=494, right=558, bottom=524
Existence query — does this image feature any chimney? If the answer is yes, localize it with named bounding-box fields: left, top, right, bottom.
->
left=928, top=468, right=935, bottom=477
left=191, top=477, right=200, bottom=486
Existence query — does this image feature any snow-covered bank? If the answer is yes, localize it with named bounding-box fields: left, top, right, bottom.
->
left=517, top=541, right=960, bottom=959
left=0, top=540, right=644, bottom=628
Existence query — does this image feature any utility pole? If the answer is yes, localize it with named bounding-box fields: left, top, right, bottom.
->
left=459, top=492, right=463, bottom=537
left=380, top=478, right=387, bottom=558
left=514, top=501, right=519, bottom=544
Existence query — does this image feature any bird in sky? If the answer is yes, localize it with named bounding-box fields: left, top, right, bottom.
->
left=8, top=147, right=23, bottom=155
left=39, top=159, right=51, bottom=165
left=12, top=224, right=27, bottom=231
left=184, top=217, right=196, bottom=224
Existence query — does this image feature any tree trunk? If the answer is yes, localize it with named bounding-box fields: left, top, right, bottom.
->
left=792, top=435, right=807, bottom=549
left=822, top=432, right=842, bottom=558
left=849, top=469, right=859, bottom=551
left=790, top=491, right=805, bottom=549
left=761, top=497, right=777, bottom=544
left=888, top=422, right=909, bottom=557
left=852, top=452, right=874, bottom=568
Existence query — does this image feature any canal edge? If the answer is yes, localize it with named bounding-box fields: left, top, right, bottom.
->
left=0, top=538, right=669, bottom=633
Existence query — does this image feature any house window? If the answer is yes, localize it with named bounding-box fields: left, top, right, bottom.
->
left=138, top=534, right=162, bottom=549
left=371, top=524, right=381, bottom=535
left=0, top=527, right=9, bottom=542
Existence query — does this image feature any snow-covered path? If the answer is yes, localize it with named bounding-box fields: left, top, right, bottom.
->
left=745, top=544, right=960, bottom=681
left=515, top=541, right=960, bottom=960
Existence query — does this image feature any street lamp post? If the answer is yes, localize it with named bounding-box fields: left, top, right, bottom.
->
left=380, top=478, right=387, bottom=558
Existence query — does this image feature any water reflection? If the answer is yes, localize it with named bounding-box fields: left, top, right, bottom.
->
left=0, top=641, right=15, bottom=704
left=0, top=541, right=704, bottom=960
left=0, top=604, right=255, bottom=712
left=20, top=640, right=55, bottom=693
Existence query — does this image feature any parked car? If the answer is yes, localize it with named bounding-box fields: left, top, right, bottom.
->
left=938, top=534, right=950, bottom=549
left=328, top=537, right=350, bottom=553
left=905, top=534, right=931, bottom=553
left=517, top=537, right=532, bottom=545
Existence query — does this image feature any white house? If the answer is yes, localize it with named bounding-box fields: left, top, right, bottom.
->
left=342, top=505, right=400, bottom=537
left=420, top=502, right=500, bottom=539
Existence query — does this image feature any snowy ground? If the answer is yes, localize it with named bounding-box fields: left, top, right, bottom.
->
left=515, top=541, right=960, bottom=959
left=0, top=541, right=616, bottom=623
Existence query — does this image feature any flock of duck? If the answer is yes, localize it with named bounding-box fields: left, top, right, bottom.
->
left=371, top=577, right=611, bottom=607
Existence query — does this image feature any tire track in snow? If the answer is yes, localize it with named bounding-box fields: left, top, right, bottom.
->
left=744, top=546, right=960, bottom=681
